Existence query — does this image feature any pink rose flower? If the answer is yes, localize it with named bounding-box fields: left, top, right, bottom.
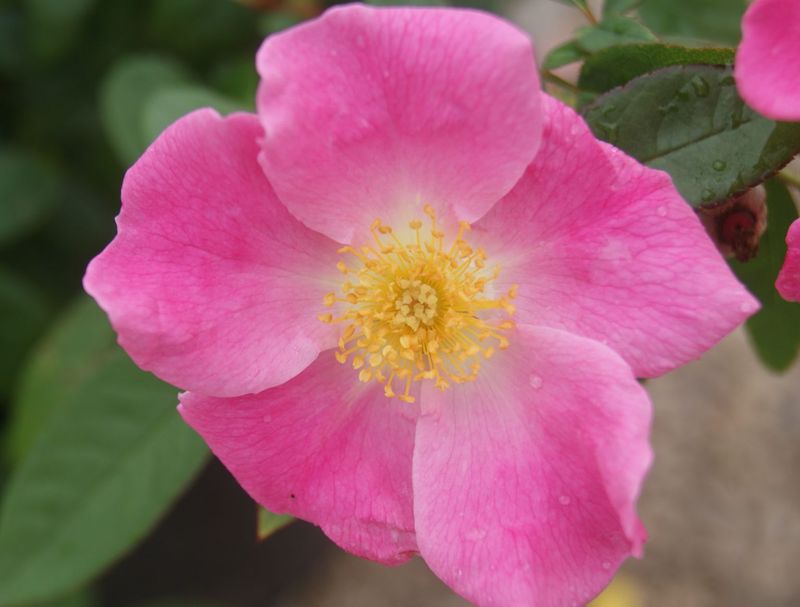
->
left=735, top=0, right=800, bottom=304
left=735, top=0, right=800, bottom=122
left=84, top=5, right=757, bottom=606
left=777, top=219, right=800, bottom=301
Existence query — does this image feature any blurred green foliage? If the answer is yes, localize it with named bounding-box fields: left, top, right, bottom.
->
left=0, top=0, right=272, bottom=604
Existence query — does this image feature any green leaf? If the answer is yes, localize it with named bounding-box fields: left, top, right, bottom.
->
left=146, top=0, right=257, bottom=59
left=579, top=43, right=734, bottom=94
left=575, top=15, right=656, bottom=54
left=42, top=590, right=97, bottom=607
left=0, top=9, right=23, bottom=75
left=0, top=147, right=60, bottom=247
left=141, top=85, right=246, bottom=145
left=582, top=65, right=800, bottom=207
left=100, top=56, right=190, bottom=165
left=257, top=10, right=302, bottom=36
left=638, top=0, right=747, bottom=45
left=0, top=268, right=51, bottom=400
left=603, top=0, right=642, bottom=17
left=542, top=40, right=587, bottom=70
left=210, top=57, right=260, bottom=106
left=27, top=0, right=97, bottom=60
left=6, top=297, right=114, bottom=463
left=731, top=181, right=800, bottom=371
left=257, top=507, right=294, bottom=541
left=0, top=345, right=209, bottom=606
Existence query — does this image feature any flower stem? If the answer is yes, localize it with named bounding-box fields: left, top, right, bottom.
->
left=778, top=170, right=800, bottom=190
left=541, top=70, right=580, bottom=94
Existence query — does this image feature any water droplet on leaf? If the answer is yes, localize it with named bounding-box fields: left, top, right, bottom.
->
left=690, top=75, right=710, bottom=97
left=712, top=160, right=726, bottom=171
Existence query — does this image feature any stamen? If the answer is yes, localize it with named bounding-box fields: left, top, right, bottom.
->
left=320, top=205, right=515, bottom=403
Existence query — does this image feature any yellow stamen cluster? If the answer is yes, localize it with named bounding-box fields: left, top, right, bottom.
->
left=319, top=205, right=516, bottom=403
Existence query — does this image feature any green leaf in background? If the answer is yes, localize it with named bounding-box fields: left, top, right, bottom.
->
left=6, top=297, right=114, bottom=463
left=578, top=43, right=734, bottom=94
left=582, top=65, right=800, bottom=207
left=141, top=85, right=246, bottom=145
left=100, top=56, right=191, bottom=165
left=543, top=39, right=587, bottom=70
left=731, top=181, right=800, bottom=371
left=0, top=268, right=51, bottom=400
left=146, top=0, right=257, bottom=59
left=0, top=7, right=23, bottom=75
left=257, top=507, right=294, bottom=541
left=542, top=13, right=657, bottom=71
left=0, top=147, right=60, bottom=247
left=0, top=329, right=209, bottom=605
left=638, top=0, right=747, bottom=45
left=210, top=57, right=260, bottom=106
left=41, top=590, right=97, bottom=607
left=27, top=0, right=97, bottom=60
left=603, top=0, right=642, bottom=17
left=575, top=14, right=656, bottom=54
left=257, top=9, right=303, bottom=36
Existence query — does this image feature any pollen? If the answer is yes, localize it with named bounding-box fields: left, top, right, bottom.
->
left=319, top=205, right=517, bottom=403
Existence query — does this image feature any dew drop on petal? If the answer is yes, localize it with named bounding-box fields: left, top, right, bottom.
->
left=602, top=561, right=612, bottom=570
left=558, top=495, right=571, bottom=506
left=466, top=528, right=487, bottom=541
left=740, top=300, right=757, bottom=314
left=262, top=414, right=272, bottom=423
left=529, top=374, right=543, bottom=389
left=656, top=206, right=667, bottom=217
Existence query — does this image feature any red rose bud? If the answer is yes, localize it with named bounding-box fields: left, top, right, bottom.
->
left=699, top=186, right=767, bottom=262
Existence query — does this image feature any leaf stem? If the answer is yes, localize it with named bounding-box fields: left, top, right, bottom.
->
left=778, top=169, right=800, bottom=190
left=541, top=70, right=580, bottom=93
left=578, top=3, right=599, bottom=26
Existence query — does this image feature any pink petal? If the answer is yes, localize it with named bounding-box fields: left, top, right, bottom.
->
left=256, top=4, right=542, bottom=244
left=179, top=352, right=418, bottom=564
left=777, top=219, right=800, bottom=302
left=736, top=0, right=800, bottom=121
left=84, top=110, right=341, bottom=397
left=472, top=95, right=758, bottom=378
left=413, top=325, right=651, bottom=607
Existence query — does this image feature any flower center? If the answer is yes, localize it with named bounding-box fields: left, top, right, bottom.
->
left=319, top=205, right=516, bottom=403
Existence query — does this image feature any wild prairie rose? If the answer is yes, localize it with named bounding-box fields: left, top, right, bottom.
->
left=777, top=220, right=800, bottom=301
left=735, top=0, right=800, bottom=122
left=735, top=0, right=800, bottom=303
left=84, top=5, right=757, bottom=606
